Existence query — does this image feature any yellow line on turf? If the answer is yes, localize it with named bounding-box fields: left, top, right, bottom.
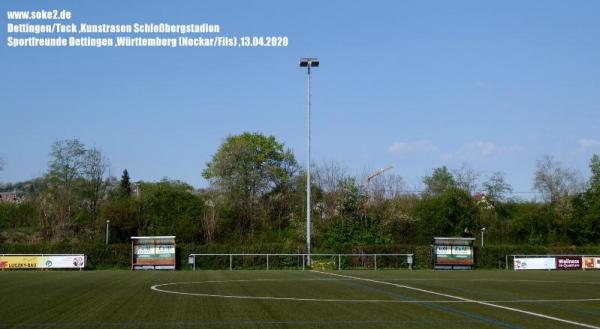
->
left=312, top=270, right=600, bottom=329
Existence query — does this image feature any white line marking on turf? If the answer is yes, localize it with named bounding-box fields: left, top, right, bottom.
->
left=382, top=278, right=600, bottom=285
left=312, top=271, right=600, bottom=329
left=150, top=279, right=600, bottom=304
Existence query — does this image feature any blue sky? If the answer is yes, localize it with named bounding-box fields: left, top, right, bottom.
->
left=1, top=0, right=599, bottom=196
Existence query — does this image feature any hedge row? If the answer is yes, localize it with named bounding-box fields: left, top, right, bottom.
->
left=2, top=242, right=600, bottom=270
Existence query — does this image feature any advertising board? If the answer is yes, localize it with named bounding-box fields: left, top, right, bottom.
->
left=513, top=257, right=556, bottom=270
left=41, top=255, right=85, bottom=268
left=583, top=257, right=600, bottom=269
left=555, top=256, right=582, bottom=270
left=0, top=255, right=85, bottom=269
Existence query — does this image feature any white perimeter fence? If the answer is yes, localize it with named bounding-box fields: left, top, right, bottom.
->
left=188, top=253, right=414, bottom=271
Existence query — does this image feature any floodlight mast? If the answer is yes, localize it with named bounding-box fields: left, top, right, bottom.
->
left=366, top=165, right=393, bottom=205
left=299, top=58, right=319, bottom=267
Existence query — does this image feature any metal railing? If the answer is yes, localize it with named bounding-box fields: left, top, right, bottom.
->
left=188, top=253, right=413, bottom=271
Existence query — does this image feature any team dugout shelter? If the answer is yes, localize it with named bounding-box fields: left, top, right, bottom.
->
left=131, top=236, right=176, bottom=270
left=432, top=237, right=475, bottom=270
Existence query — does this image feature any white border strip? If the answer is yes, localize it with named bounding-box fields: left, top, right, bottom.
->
left=312, top=270, right=600, bottom=329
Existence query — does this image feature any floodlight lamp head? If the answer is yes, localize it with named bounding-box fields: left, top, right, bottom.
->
left=299, top=58, right=319, bottom=68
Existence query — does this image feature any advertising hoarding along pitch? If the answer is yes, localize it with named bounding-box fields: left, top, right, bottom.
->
left=0, top=256, right=38, bottom=269
left=0, top=255, right=85, bottom=269
left=555, top=256, right=582, bottom=270
left=513, top=257, right=556, bottom=270
left=583, top=257, right=600, bottom=269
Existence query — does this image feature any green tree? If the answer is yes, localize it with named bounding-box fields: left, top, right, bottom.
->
left=137, top=180, right=205, bottom=242
left=414, top=188, right=478, bottom=238
left=99, top=198, right=138, bottom=243
left=512, top=202, right=557, bottom=245
left=119, top=169, right=132, bottom=197
left=0, top=201, right=37, bottom=229
left=483, top=172, right=513, bottom=204
left=568, top=154, right=600, bottom=244
left=47, top=139, right=86, bottom=191
left=589, top=154, right=600, bottom=193
left=378, top=195, right=421, bottom=244
left=423, top=166, right=456, bottom=196
left=41, top=139, right=110, bottom=240
left=43, top=139, right=87, bottom=239
left=202, top=132, right=298, bottom=237
left=322, top=178, right=390, bottom=248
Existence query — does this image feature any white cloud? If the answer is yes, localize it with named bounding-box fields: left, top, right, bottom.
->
left=389, top=140, right=518, bottom=162
left=459, top=141, right=502, bottom=157
left=444, top=141, right=518, bottom=161
left=578, top=138, right=600, bottom=152
left=388, top=140, right=438, bottom=156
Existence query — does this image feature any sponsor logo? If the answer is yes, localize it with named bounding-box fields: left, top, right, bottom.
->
left=73, top=257, right=84, bottom=267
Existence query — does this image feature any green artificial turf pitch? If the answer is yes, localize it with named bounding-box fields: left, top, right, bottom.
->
left=1, top=270, right=600, bottom=328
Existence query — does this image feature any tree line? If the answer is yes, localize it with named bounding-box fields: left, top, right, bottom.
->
left=1, top=133, right=599, bottom=249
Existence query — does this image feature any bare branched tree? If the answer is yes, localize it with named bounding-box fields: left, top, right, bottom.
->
left=314, top=161, right=349, bottom=219
left=482, top=172, right=513, bottom=203
left=369, top=173, right=406, bottom=203
left=533, top=155, right=582, bottom=203
left=82, top=147, right=110, bottom=221
left=453, top=164, right=480, bottom=195
left=314, top=161, right=347, bottom=193
left=202, top=194, right=219, bottom=243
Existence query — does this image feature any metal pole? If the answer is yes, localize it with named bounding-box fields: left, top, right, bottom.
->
left=105, top=220, right=110, bottom=245
left=193, top=255, right=196, bottom=271
left=267, top=254, right=269, bottom=271
left=338, top=254, right=341, bottom=271
left=306, top=66, right=312, bottom=267
left=374, top=254, right=377, bottom=271
left=229, top=254, right=233, bottom=271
